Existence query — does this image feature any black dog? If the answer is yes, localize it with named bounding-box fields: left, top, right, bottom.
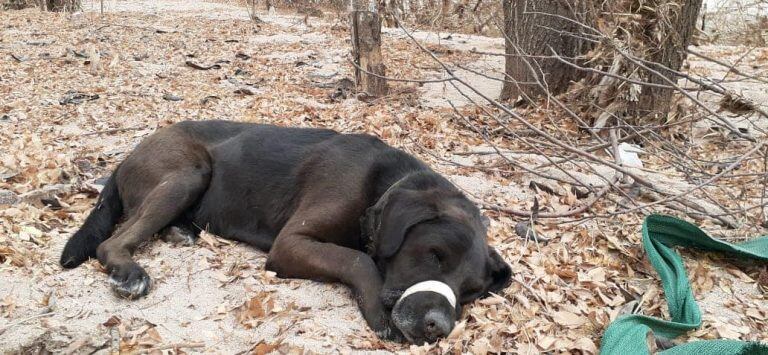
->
left=60, top=120, right=511, bottom=344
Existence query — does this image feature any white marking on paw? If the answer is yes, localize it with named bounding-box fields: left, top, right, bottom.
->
left=163, top=226, right=196, bottom=246
left=109, top=274, right=151, bottom=298
left=375, top=329, right=389, bottom=338
left=108, top=275, right=121, bottom=287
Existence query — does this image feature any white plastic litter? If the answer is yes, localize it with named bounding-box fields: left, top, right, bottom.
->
left=618, top=142, right=645, bottom=168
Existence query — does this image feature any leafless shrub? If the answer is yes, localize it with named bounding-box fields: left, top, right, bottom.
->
left=354, top=3, right=768, bottom=236
left=2, top=0, right=35, bottom=10
left=39, top=0, right=81, bottom=12
left=701, top=0, right=768, bottom=45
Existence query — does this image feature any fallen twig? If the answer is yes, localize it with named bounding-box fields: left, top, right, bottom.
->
left=0, top=312, right=55, bottom=335
left=687, top=48, right=768, bottom=85
left=145, top=342, right=206, bottom=352
left=606, top=142, right=766, bottom=223
left=348, top=59, right=456, bottom=84
left=83, top=126, right=146, bottom=136
left=479, top=180, right=615, bottom=218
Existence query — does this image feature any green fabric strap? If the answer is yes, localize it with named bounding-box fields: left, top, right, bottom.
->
left=600, top=214, right=768, bottom=355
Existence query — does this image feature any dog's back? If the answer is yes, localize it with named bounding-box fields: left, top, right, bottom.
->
left=60, top=121, right=373, bottom=268
left=188, top=122, right=342, bottom=243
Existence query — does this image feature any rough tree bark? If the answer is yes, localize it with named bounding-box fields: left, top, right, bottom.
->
left=44, top=0, right=79, bottom=11
left=632, top=0, right=704, bottom=117
left=499, top=0, right=595, bottom=102
left=350, top=0, right=388, bottom=97
left=379, top=0, right=396, bottom=27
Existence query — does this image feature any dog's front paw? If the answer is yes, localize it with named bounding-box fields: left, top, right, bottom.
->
left=374, top=322, right=406, bottom=343
left=108, top=263, right=152, bottom=299
left=365, top=308, right=405, bottom=343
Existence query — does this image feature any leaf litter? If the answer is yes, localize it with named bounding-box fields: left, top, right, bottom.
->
left=0, top=0, right=767, bottom=354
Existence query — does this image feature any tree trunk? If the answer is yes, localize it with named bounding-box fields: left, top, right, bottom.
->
left=350, top=1, right=388, bottom=97
left=499, top=0, right=595, bottom=102
left=441, top=0, right=451, bottom=20
left=44, top=0, right=79, bottom=11
left=632, top=0, right=704, bottom=117
left=379, top=0, right=399, bottom=28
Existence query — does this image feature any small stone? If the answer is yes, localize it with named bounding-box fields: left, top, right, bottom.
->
left=234, top=86, right=258, bottom=95
left=41, top=196, right=63, bottom=210
left=514, top=221, right=548, bottom=243
left=93, top=176, right=110, bottom=186
left=59, top=91, right=99, bottom=105
left=0, top=189, right=19, bottom=205
left=163, top=93, right=183, bottom=101
left=74, top=158, right=93, bottom=173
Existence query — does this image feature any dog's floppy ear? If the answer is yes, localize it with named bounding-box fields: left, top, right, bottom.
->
left=362, top=189, right=438, bottom=259
left=485, top=247, right=512, bottom=295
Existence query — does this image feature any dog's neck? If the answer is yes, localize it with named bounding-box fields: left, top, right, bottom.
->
left=369, top=171, right=422, bottom=204
left=363, top=148, right=432, bottom=205
left=372, top=172, right=415, bottom=204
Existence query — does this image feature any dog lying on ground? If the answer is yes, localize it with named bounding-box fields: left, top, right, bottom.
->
left=60, top=120, right=512, bottom=344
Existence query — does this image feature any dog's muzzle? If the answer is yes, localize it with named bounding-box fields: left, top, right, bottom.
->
left=392, top=280, right=457, bottom=343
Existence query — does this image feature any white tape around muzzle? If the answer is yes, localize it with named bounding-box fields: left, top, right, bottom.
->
left=395, top=280, right=456, bottom=309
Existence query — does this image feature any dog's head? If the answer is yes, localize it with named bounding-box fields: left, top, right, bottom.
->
left=361, top=172, right=512, bottom=344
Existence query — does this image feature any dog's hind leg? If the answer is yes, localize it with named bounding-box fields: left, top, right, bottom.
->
left=96, top=169, right=208, bottom=299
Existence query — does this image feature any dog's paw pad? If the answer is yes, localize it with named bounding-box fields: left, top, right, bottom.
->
left=108, top=267, right=152, bottom=299
left=161, top=226, right=197, bottom=246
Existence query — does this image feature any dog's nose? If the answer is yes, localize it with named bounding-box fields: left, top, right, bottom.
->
left=423, top=309, right=452, bottom=341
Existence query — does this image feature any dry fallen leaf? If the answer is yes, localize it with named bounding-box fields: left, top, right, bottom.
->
left=574, top=337, right=598, bottom=354
left=552, top=310, right=587, bottom=328
left=1, top=3, right=766, bottom=354
left=102, top=315, right=121, bottom=327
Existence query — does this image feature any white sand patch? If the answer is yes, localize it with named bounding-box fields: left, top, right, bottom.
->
left=380, top=29, right=506, bottom=108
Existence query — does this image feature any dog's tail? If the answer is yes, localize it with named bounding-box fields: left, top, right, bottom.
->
left=60, top=168, right=123, bottom=268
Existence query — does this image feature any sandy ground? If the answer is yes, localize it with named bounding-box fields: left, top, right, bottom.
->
left=1, top=1, right=767, bottom=354
left=0, top=231, right=380, bottom=353
left=0, top=3, right=525, bottom=353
